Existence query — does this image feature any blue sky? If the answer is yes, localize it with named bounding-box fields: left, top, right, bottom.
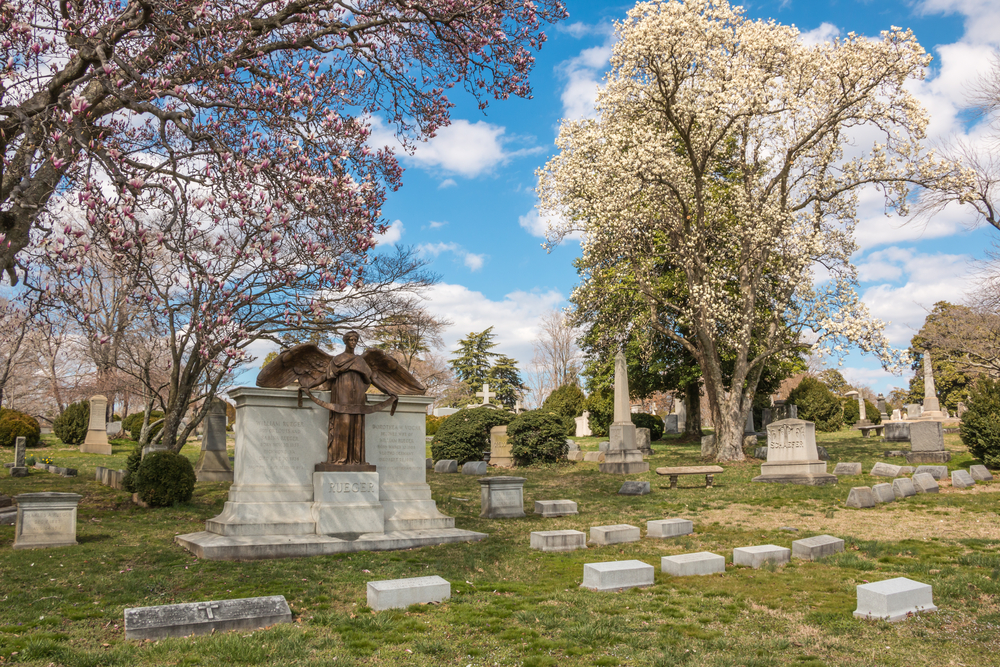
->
left=259, top=0, right=1000, bottom=400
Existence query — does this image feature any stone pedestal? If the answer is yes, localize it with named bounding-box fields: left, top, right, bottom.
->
left=904, top=421, right=950, bottom=464
left=599, top=422, right=649, bottom=474
left=81, top=395, right=112, bottom=455
left=479, top=476, right=526, bottom=519
left=752, top=419, right=836, bottom=485
left=313, top=472, right=383, bottom=536
left=195, top=399, right=234, bottom=482
left=13, top=492, right=82, bottom=549
left=489, top=425, right=513, bottom=468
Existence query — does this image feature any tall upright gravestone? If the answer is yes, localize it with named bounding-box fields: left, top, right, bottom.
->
left=195, top=399, right=234, bottom=482
left=599, top=351, right=649, bottom=475
left=489, top=425, right=514, bottom=468
left=917, top=350, right=946, bottom=420
left=752, top=419, right=836, bottom=485
left=80, top=395, right=112, bottom=455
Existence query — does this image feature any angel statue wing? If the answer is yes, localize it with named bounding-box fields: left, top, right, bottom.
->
left=256, top=343, right=332, bottom=389
left=362, top=348, right=427, bottom=396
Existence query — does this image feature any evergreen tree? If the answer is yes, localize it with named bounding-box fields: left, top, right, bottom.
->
left=907, top=302, right=975, bottom=411
left=450, top=328, right=500, bottom=394
left=488, top=354, right=527, bottom=409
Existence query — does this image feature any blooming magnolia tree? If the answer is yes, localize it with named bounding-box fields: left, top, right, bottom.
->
left=537, top=0, right=956, bottom=461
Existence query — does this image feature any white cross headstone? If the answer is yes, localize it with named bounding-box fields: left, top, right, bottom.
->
left=513, top=400, right=523, bottom=414
left=476, top=384, right=496, bottom=406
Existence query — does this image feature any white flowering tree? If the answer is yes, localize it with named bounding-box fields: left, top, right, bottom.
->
left=537, top=0, right=957, bottom=460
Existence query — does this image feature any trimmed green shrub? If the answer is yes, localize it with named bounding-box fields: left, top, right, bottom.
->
left=0, top=409, right=41, bottom=448
left=961, top=376, right=1000, bottom=468
left=431, top=406, right=512, bottom=464
left=425, top=414, right=447, bottom=437
left=631, top=413, right=664, bottom=441
left=508, top=411, right=568, bottom=465
left=582, top=388, right=613, bottom=437
left=842, top=397, right=881, bottom=427
left=133, top=451, right=196, bottom=507
left=786, top=377, right=844, bottom=432
left=542, top=384, right=586, bottom=435
left=122, top=444, right=144, bottom=494
left=123, top=411, right=164, bottom=442
left=53, top=401, right=89, bottom=446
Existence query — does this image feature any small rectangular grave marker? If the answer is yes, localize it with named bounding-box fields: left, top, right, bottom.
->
left=13, top=492, right=81, bottom=550
left=791, top=535, right=844, bottom=561
left=583, top=451, right=604, bottom=462
left=647, top=519, right=693, bottom=539
left=833, top=462, right=862, bottom=476
left=854, top=577, right=936, bottom=622
left=367, top=576, right=451, bottom=611
left=951, top=470, right=975, bottom=488
left=530, top=530, right=587, bottom=552
left=871, top=483, right=895, bottom=503
left=479, top=477, right=525, bottom=519
left=733, top=545, right=790, bottom=569
left=618, top=481, right=650, bottom=496
left=534, top=500, right=578, bottom=517
left=124, top=595, right=292, bottom=639
left=846, top=487, right=877, bottom=508
left=581, top=560, right=654, bottom=592
left=892, top=478, right=917, bottom=499
left=914, top=465, right=947, bottom=480
left=590, top=524, right=640, bottom=546
left=969, top=465, right=993, bottom=482
left=461, top=461, right=488, bottom=475
left=661, top=552, right=725, bottom=576
left=911, top=473, right=939, bottom=494
left=434, top=460, right=458, bottom=473
left=870, top=462, right=901, bottom=478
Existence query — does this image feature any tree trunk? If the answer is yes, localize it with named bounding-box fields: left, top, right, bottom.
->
left=683, top=382, right=701, bottom=437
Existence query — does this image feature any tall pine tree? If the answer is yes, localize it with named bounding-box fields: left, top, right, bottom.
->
left=488, top=354, right=527, bottom=409
left=450, top=328, right=500, bottom=394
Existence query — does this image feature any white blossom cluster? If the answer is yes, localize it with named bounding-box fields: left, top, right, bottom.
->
left=536, top=0, right=956, bottom=459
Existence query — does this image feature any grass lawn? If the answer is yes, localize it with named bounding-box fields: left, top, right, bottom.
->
left=0, top=429, right=998, bottom=666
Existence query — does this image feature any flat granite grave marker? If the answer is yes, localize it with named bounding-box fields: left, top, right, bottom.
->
left=733, top=545, right=791, bottom=568
left=846, top=487, right=877, bottom=508
left=590, top=524, right=640, bottom=546
left=13, top=492, right=82, bottom=550
left=912, top=473, right=939, bottom=494
left=951, top=470, right=975, bottom=488
left=969, top=465, right=993, bottom=482
left=871, top=483, right=895, bottom=503
left=854, top=578, right=936, bottom=622
left=534, top=500, right=578, bottom=517
left=530, top=530, right=587, bottom=552
left=581, top=560, right=654, bottom=592
left=833, top=462, right=862, bottom=476
left=479, top=477, right=525, bottom=519
left=618, top=481, right=650, bottom=496
left=792, top=535, right=844, bottom=560
left=434, top=460, right=458, bottom=473
left=124, top=595, right=292, bottom=639
left=752, top=418, right=836, bottom=485
left=367, top=576, right=450, bottom=611
left=914, top=465, right=947, bottom=480
left=661, top=552, right=725, bottom=576
left=870, top=462, right=901, bottom=478
left=892, top=478, right=917, bottom=499
left=647, top=518, right=693, bottom=538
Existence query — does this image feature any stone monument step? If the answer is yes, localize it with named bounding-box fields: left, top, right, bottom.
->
left=581, top=560, right=655, bottom=592
left=854, top=577, right=937, bottom=622
left=661, top=552, right=725, bottom=576
left=174, top=528, right=487, bottom=561
left=367, top=576, right=451, bottom=611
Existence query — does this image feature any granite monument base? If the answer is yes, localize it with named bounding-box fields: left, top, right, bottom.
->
left=752, top=461, right=837, bottom=486
left=194, top=450, right=234, bottom=483
left=904, top=451, right=951, bottom=464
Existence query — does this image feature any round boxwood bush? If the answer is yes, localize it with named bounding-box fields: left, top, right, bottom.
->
left=542, top=384, right=586, bottom=435
left=0, top=409, right=41, bottom=448
left=960, top=375, right=1000, bottom=468
left=508, top=411, right=568, bottom=465
left=53, top=401, right=89, bottom=446
left=425, top=414, right=447, bottom=436
left=431, top=406, right=512, bottom=464
left=122, top=444, right=144, bottom=494
left=133, top=451, right=196, bottom=507
left=582, top=388, right=613, bottom=437
left=842, top=397, right=881, bottom=427
left=123, top=411, right=164, bottom=442
left=631, top=412, right=665, bottom=441
left=786, top=377, right=844, bottom=432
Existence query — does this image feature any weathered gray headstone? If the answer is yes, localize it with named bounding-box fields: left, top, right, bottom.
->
left=124, top=595, right=292, bottom=639
left=661, top=552, right=725, bottom=576
left=788, top=404, right=798, bottom=419
left=195, top=398, right=233, bottom=482
left=618, top=481, right=650, bottom=496
left=951, top=470, right=975, bottom=488
left=367, top=576, right=450, bottom=611
left=10, top=436, right=28, bottom=477
left=426, top=458, right=433, bottom=469
left=13, top=492, right=82, bottom=550
left=816, top=445, right=829, bottom=461
left=911, top=473, right=939, bottom=494
left=969, top=465, right=993, bottom=482
left=636, top=427, right=653, bottom=455
left=892, top=478, right=916, bottom=499
left=589, top=524, right=640, bottom=546
left=754, top=446, right=768, bottom=460
left=845, top=487, right=877, bottom=508
left=662, top=414, right=679, bottom=434
left=566, top=439, right=580, bottom=451
left=891, top=408, right=902, bottom=421
left=833, top=462, right=862, bottom=476
left=107, top=421, right=123, bottom=437
left=904, top=403, right=922, bottom=420
left=884, top=422, right=910, bottom=442
left=898, top=466, right=915, bottom=475
left=792, top=535, right=844, bottom=561
left=567, top=450, right=585, bottom=461
left=700, top=434, right=716, bottom=458
left=434, top=460, right=458, bottom=473
left=598, top=441, right=610, bottom=453
left=910, top=421, right=945, bottom=452
left=870, top=462, right=901, bottom=478
left=489, top=425, right=513, bottom=468
left=854, top=577, right=936, bottom=622
left=647, top=518, right=693, bottom=538
left=914, top=465, right=947, bottom=479
left=530, top=530, right=587, bottom=552
left=479, top=477, right=525, bottom=518
left=733, top=545, right=790, bottom=569
left=534, top=500, right=578, bottom=517
left=871, top=483, right=895, bottom=503
left=581, top=560, right=654, bottom=592
left=583, top=451, right=604, bottom=462
left=752, top=418, right=836, bottom=485
left=462, top=461, right=488, bottom=475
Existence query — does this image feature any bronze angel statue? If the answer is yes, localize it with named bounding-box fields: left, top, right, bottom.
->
left=256, top=331, right=426, bottom=471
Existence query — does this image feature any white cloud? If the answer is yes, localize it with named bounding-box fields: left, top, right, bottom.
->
left=853, top=186, right=980, bottom=251
left=421, top=283, right=567, bottom=366
left=427, top=220, right=448, bottom=229
left=438, top=178, right=457, bottom=189
left=373, top=219, right=403, bottom=246
left=799, top=22, right=840, bottom=46
left=557, top=22, right=613, bottom=39
left=518, top=207, right=583, bottom=242
left=557, top=38, right=614, bottom=120
left=416, top=241, right=488, bottom=272
left=839, top=365, right=899, bottom=389
left=917, top=0, right=1000, bottom=47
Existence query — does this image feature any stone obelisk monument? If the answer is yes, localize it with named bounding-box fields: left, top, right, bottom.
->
left=599, top=351, right=649, bottom=475
left=80, top=395, right=112, bottom=455
left=918, top=350, right=946, bottom=419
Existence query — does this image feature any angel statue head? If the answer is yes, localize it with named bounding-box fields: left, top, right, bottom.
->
left=256, top=335, right=425, bottom=471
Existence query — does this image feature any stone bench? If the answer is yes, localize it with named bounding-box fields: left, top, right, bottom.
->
left=534, top=500, right=578, bottom=517
left=661, top=552, right=725, bottom=576
left=589, top=524, right=640, bottom=546
left=792, top=535, right=844, bottom=561
left=367, top=576, right=451, bottom=611
left=647, top=519, right=693, bottom=539
left=581, top=560, right=654, bottom=592
left=530, top=530, right=587, bottom=552
left=733, top=545, right=790, bottom=568
left=859, top=425, right=884, bottom=438
left=655, top=466, right=725, bottom=489
left=854, top=577, right=936, bottom=622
